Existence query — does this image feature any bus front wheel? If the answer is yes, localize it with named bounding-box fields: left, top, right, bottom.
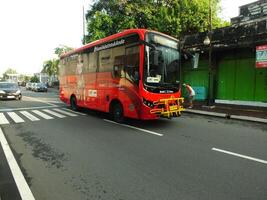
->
left=70, top=96, right=78, bottom=111
left=111, top=102, right=124, bottom=123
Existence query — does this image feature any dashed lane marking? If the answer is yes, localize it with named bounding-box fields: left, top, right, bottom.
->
left=104, top=119, right=163, bottom=137
left=212, top=147, right=267, bottom=165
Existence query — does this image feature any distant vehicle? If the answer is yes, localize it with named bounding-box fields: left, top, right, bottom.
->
left=59, top=29, right=184, bottom=122
left=26, top=82, right=32, bottom=90
left=31, top=83, right=37, bottom=91
left=33, top=82, right=48, bottom=92
left=0, top=82, right=22, bottom=100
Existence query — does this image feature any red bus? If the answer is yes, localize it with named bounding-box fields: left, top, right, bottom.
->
left=59, top=29, right=184, bottom=122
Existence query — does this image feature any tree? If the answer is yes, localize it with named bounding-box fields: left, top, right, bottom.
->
left=41, top=45, right=73, bottom=77
left=54, top=45, right=74, bottom=57
left=84, top=0, right=228, bottom=43
left=30, top=75, right=39, bottom=83
left=42, top=59, right=60, bottom=77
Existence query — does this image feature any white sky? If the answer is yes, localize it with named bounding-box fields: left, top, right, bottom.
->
left=0, top=0, right=257, bottom=76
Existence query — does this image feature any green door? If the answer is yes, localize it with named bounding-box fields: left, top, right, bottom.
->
left=217, top=59, right=236, bottom=100
left=255, top=68, right=267, bottom=102
left=234, top=58, right=255, bottom=101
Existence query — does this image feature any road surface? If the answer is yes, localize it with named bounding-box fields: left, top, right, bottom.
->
left=0, top=87, right=266, bottom=200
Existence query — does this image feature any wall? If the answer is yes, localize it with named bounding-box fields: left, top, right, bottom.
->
left=181, top=48, right=267, bottom=102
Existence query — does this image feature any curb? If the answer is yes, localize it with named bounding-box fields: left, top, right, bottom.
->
left=183, top=109, right=267, bottom=124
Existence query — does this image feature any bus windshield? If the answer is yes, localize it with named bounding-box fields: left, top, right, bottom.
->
left=144, top=32, right=180, bottom=92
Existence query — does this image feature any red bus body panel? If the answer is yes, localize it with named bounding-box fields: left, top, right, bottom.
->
left=59, top=29, right=183, bottom=120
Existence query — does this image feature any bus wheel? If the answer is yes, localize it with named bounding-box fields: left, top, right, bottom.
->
left=112, top=102, right=124, bottom=123
left=70, top=96, right=78, bottom=111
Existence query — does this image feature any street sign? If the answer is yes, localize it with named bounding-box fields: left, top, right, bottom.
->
left=256, top=45, right=267, bottom=68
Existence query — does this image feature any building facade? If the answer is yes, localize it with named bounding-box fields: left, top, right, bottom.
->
left=182, top=0, right=267, bottom=106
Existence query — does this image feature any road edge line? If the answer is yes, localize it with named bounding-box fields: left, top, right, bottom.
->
left=0, top=128, right=35, bottom=200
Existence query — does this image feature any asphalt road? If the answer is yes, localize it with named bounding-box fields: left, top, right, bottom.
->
left=0, top=87, right=267, bottom=200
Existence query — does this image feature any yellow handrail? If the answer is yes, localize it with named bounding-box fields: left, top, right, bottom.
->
left=150, top=97, right=185, bottom=118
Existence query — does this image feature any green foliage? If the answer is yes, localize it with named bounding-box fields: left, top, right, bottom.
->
left=84, top=0, right=228, bottom=43
left=30, top=75, right=39, bottom=83
left=42, top=45, right=73, bottom=77
left=42, top=59, right=59, bottom=77
left=54, top=45, right=74, bottom=56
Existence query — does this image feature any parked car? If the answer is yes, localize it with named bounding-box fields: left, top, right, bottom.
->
left=26, top=82, right=32, bottom=90
left=33, top=82, right=48, bottom=92
left=31, top=83, right=37, bottom=91
left=0, top=82, right=22, bottom=100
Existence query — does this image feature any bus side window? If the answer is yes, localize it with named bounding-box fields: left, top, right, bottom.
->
left=112, top=46, right=125, bottom=78
left=113, top=55, right=125, bottom=78
left=68, top=55, right=78, bottom=75
left=59, top=59, right=66, bottom=76
left=125, top=46, right=140, bottom=84
left=82, top=53, right=89, bottom=73
left=88, top=52, right=97, bottom=72
left=99, top=49, right=112, bottom=72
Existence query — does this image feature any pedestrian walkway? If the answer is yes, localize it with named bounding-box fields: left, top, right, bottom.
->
left=183, top=101, right=267, bottom=123
left=0, top=107, right=86, bottom=125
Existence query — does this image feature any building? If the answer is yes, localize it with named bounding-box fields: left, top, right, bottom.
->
left=6, top=73, right=20, bottom=82
left=182, top=0, right=267, bottom=107
left=34, top=73, right=49, bottom=83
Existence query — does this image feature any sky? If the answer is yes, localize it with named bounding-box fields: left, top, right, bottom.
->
left=0, top=0, right=257, bottom=76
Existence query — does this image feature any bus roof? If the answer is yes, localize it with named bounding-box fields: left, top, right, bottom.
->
left=60, top=29, right=178, bottom=59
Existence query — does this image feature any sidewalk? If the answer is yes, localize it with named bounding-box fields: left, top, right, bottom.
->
left=183, top=101, right=267, bottom=123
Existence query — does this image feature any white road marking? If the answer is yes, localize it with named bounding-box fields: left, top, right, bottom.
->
left=52, top=108, right=78, bottom=117
left=61, top=108, right=86, bottom=115
left=7, top=112, right=25, bottom=123
left=212, top=148, right=267, bottom=165
left=22, top=96, right=57, bottom=106
left=42, top=109, right=66, bottom=118
left=0, top=113, right=9, bottom=125
left=31, top=110, right=54, bottom=120
left=0, top=105, right=58, bottom=112
left=19, top=111, right=40, bottom=121
left=0, top=128, right=35, bottom=200
left=104, top=119, right=163, bottom=137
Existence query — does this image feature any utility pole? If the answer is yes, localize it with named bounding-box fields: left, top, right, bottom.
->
left=83, top=6, right=85, bottom=45
left=207, top=0, right=213, bottom=106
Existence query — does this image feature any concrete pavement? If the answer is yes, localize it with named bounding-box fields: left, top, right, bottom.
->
left=184, top=108, right=267, bottom=123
